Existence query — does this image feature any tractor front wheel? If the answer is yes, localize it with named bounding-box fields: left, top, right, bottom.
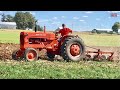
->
left=24, top=48, right=38, bottom=61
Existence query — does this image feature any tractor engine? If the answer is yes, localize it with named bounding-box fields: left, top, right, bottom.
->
left=20, top=31, right=58, bottom=50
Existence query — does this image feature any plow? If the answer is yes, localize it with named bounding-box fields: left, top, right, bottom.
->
left=84, top=46, right=114, bottom=61
left=12, top=22, right=114, bottom=62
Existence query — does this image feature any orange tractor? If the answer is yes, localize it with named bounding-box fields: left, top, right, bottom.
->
left=12, top=23, right=85, bottom=62
left=12, top=22, right=114, bottom=62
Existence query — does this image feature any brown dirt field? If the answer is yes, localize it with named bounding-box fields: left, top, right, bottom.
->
left=0, top=43, right=19, bottom=60
left=0, top=43, right=120, bottom=61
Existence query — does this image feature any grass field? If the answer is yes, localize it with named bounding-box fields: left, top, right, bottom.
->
left=0, top=29, right=120, bottom=79
left=74, top=32, right=120, bottom=46
left=0, top=29, right=32, bottom=44
left=0, top=60, right=120, bottom=79
left=0, top=29, right=120, bottom=46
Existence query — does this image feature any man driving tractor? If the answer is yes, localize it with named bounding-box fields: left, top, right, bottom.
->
left=55, top=24, right=72, bottom=37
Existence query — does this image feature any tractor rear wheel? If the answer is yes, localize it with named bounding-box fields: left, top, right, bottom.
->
left=47, top=52, right=55, bottom=61
left=24, top=48, right=38, bottom=61
left=61, top=36, right=85, bottom=62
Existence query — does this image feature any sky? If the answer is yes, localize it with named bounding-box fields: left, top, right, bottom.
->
left=0, top=11, right=120, bottom=31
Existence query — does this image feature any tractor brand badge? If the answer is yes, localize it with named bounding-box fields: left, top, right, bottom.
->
left=36, top=34, right=46, bottom=36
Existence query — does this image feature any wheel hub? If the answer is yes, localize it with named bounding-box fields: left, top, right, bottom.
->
left=70, top=44, right=80, bottom=56
left=27, top=51, right=36, bottom=61
left=28, top=53, right=34, bottom=59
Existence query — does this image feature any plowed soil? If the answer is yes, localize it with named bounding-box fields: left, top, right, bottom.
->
left=0, top=43, right=120, bottom=61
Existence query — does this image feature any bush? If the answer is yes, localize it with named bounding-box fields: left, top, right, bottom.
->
left=96, top=30, right=101, bottom=34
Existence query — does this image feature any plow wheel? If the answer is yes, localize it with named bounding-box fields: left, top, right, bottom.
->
left=12, top=49, right=23, bottom=60
left=83, top=54, right=92, bottom=61
left=61, top=36, right=85, bottom=62
left=93, top=55, right=100, bottom=61
left=100, top=55, right=107, bottom=61
left=93, top=55, right=107, bottom=61
left=24, top=48, right=38, bottom=61
left=107, top=56, right=113, bottom=61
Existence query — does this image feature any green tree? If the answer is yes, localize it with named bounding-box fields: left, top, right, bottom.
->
left=112, top=22, right=120, bottom=33
left=24, top=12, right=35, bottom=29
left=38, top=25, right=43, bottom=31
left=5, top=15, right=14, bottom=22
left=34, top=25, right=43, bottom=31
left=14, top=11, right=25, bottom=29
left=1, top=13, right=6, bottom=22
left=14, top=11, right=35, bottom=30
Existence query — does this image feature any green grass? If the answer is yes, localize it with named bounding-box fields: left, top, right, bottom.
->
left=0, top=29, right=32, bottom=44
left=0, top=31, right=19, bottom=44
left=0, top=60, right=120, bottom=79
left=74, top=32, right=120, bottom=46
left=0, top=29, right=120, bottom=46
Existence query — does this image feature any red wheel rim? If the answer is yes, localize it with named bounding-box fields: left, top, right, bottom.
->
left=27, top=50, right=37, bottom=61
left=70, top=44, right=80, bottom=56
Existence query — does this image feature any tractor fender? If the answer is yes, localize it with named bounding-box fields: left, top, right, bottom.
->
left=63, top=35, right=80, bottom=38
left=60, top=35, right=82, bottom=45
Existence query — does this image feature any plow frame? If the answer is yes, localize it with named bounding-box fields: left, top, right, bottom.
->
left=85, top=47, right=114, bottom=61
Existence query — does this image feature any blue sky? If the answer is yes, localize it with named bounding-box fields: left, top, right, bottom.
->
left=0, top=11, right=120, bottom=31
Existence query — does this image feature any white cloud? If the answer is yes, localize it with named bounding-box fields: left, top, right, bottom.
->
left=53, top=17, right=58, bottom=20
left=73, top=17, right=79, bottom=19
left=83, top=22, right=87, bottom=24
left=79, top=20, right=85, bottom=22
left=85, top=11, right=93, bottom=14
left=38, top=19, right=49, bottom=23
left=96, top=18, right=101, bottom=21
left=61, top=16, right=66, bottom=18
left=0, top=11, right=2, bottom=13
left=83, top=16, right=88, bottom=17
left=30, top=12, right=36, bottom=15
left=117, top=15, right=120, bottom=16
left=51, top=21, right=60, bottom=25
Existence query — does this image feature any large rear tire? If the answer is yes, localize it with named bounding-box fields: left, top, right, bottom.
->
left=24, top=48, right=38, bottom=62
left=60, top=36, right=85, bottom=62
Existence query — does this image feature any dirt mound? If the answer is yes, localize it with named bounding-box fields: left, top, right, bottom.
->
left=0, top=43, right=120, bottom=61
left=0, top=43, right=19, bottom=60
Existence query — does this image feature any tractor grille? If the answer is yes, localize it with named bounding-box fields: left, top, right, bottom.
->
left=20, top=35, right=24, bottom=45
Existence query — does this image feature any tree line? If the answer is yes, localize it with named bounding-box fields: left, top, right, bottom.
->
left=112, top=22, right=120, bottom=33
left=0, top=11, right=43, bottom=31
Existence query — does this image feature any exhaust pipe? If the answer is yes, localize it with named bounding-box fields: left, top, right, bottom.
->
left=35, top=20, right=37, bottom=32
left=44, top=26, right=46, bottom=33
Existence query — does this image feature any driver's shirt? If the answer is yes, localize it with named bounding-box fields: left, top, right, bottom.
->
left=59, top=28, right=72, bottom=36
